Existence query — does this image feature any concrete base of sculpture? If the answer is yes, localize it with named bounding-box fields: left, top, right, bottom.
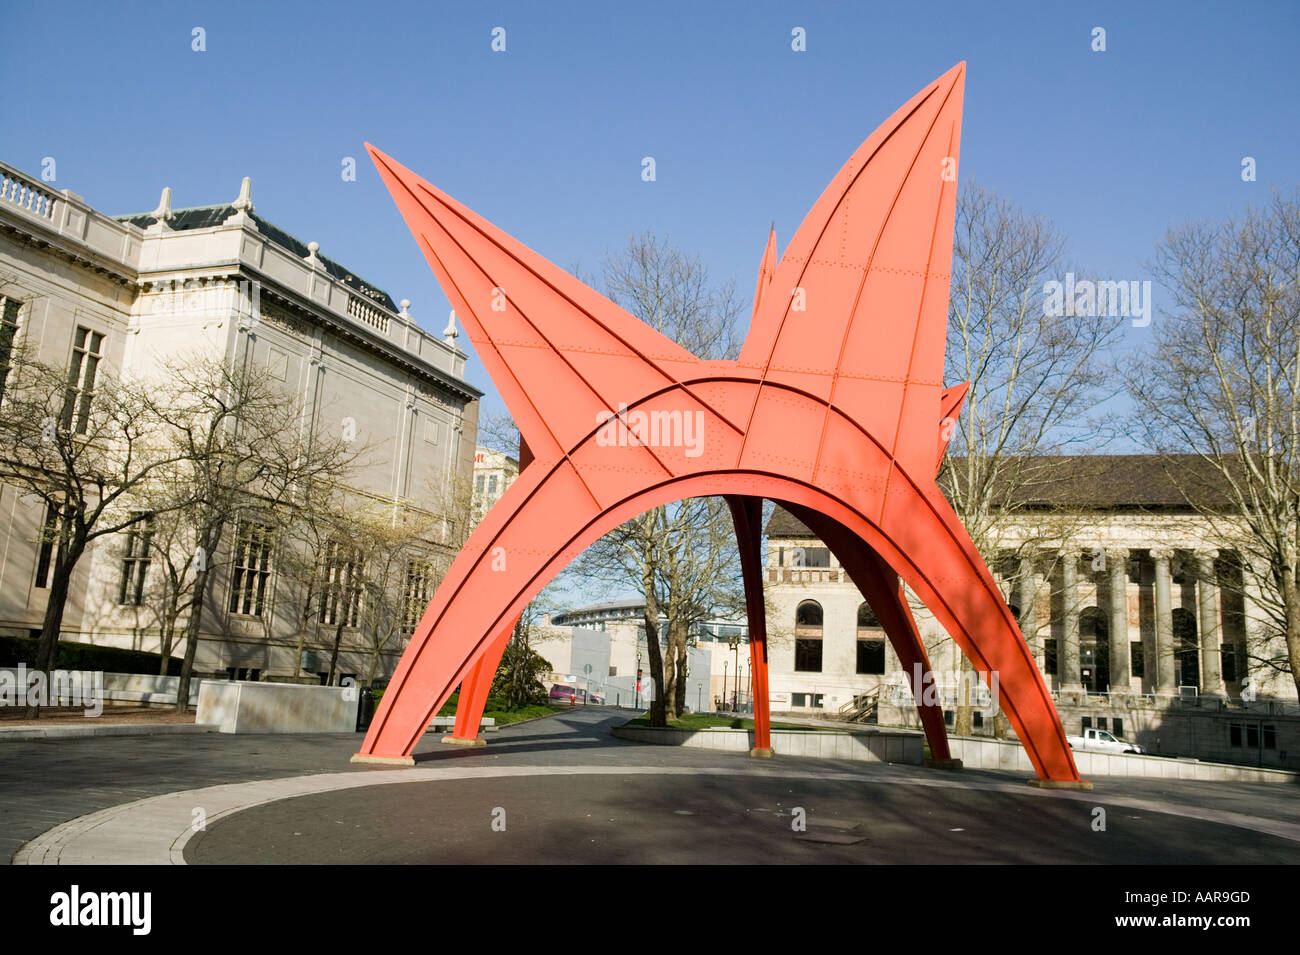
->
left=925, top=757, right=964, bottom=771
left=196, top=680, right=357, bottom=734
left=1027, top=778, right=1094, bottom=790
left=441, top=735, right=486, bottom=746
left=749, top=747, right=774, bottom=758
left=350, top=754, right=415, bottom=767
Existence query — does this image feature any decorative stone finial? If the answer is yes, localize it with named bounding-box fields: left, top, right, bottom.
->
left=304, top=240, right=324, bottom=269
left=232, top=176, right=254, bottom=213
left=224, top=177, right=257, bottom=229
left=147, top=187, right=174, bottom=232
left=400, top=299, right=411, bottom=318
left=443, top=309, right=459, bottom=343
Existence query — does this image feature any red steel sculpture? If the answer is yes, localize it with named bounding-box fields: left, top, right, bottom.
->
left=354, top=62, right=1083, bottom=783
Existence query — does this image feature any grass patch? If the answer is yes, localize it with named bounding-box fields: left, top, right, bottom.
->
left=431, top=691, right=568, bottom=726
left=623, top=713, right=829, bottom=731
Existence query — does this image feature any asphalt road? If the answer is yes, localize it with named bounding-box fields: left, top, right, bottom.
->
left=4, top=706, right=1299, bottom=864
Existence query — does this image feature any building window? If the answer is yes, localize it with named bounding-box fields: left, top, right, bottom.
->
left=62, top=326, right=105, bottom=435
left=475, top=474, right=485, bottom=493
left=791, top=692, right=824, bottom=708
left=118, top=513, right=155, bottom=606
left=402, top=559, right=432, bottom=637
left=0, top=295, right=21, bottom=405
left=488, top=474, right=499, bottom=495
left=1264, top=724, right=1276, bottom=750
left=855, top=601, right=884, bottom=674
left=794, top=600, right=822, bottom=672
left=1112, top=718, right=1123, bottom=738
left=1130, top=642, right=1144, bottom=680
left=857, top=639, right=885, bottom=675
left=318, top=539, right=362, bottom=627
left=1222, top=644, right=1238, bottom=683
left=229, top=520, right=274, bottom=617
left=1044, top=638, right=1058, bottom=676
left=34, top=502, right=60, bottom=588
left=1172, top=607, right=1199, bottom=688
left=1229, top=724, right=1242, bottom=747
left=795, top=546, right=830, bottom=568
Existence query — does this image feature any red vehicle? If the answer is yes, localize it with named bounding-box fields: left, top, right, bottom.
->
left=549, top=684, right=579, bottom=705
left=548, top=684, right=603, bottom=705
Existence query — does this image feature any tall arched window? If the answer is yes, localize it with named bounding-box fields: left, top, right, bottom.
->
left=795, top=600, right=823, bottom=672
left=856, top=601, right=884, bottom=674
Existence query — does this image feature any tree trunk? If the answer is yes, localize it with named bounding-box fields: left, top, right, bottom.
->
left=674, top=645, right=689, bottom=716
left=662, top=640, right=677, bottom=719
left=174, top=564, right=211, bottom=713
left=953, top=652, right=975, bottom=736
left=641, top=568, right=667, bottom=726
left=25, top=534, right=87, bottom=717
left=1283, top=568, right=1300, bottom=701
left=158, top=612, right=176, bottom=676
left=327, top=619, right=345, bottom=686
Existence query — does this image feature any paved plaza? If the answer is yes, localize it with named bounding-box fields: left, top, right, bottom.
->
left=3, top=708, right=1298, bottom=865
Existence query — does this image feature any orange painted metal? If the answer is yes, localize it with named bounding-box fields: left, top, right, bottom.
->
left=355, top=62, right=1081, bottom=781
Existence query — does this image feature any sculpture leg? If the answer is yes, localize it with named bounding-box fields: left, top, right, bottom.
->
left=786, top=504, right=952, bottom=764
left=444, top=621, right=514, bottom=746
left=725, top=495, right=772, bottom=757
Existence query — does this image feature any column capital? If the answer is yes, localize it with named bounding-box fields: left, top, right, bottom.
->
left=1150, top=547, right=1175, bottom=562
left=1105, top=546, right=1130, bottom=560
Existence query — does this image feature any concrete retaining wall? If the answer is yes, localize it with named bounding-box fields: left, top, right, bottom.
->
left=196, top=680, right=357, bottom=733
left=0, top=668, right=204, bottom=706
left=611, top=725, right=923, bottom=765
left=947, top=735, right=1300, bottom=784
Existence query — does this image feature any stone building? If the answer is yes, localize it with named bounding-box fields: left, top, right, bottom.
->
left=0, top=160, right=481, bottom=682
left=764, top=456, right=1299, bottom=768
left=471, top=446, right=519, bottom=523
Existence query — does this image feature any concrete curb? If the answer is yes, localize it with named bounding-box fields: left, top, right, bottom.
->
left=0, top=722, right=219, bottom=741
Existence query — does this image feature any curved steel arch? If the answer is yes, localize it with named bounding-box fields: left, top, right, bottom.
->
left=354, top=62, right=1082, bottom=782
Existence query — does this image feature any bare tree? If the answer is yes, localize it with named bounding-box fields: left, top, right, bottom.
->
left=940, top=184, right=1123, bottom=733
left=565, top=231, right=744, bottom=724
left=145, top=350, right=358, bottom=711
left=1128, top=189, right=1300, bottom=697
left=0, top=343, right=186, bottom=713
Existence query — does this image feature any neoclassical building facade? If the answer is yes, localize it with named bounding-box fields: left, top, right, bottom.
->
left=764, top=458, right=1298, bottom=767
left=0, top=159, right=480, bottom=682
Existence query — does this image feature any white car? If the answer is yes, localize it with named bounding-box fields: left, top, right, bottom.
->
left=1066, top=727, right=1146, bottom=755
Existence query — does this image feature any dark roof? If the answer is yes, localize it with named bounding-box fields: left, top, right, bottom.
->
left=115, top=205, right=398, bottom=312
left=764, top=454, right=1239, bottom=537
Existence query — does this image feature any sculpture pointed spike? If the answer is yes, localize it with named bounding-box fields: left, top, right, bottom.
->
left=739, top=62, right=965, bottom=476
left=751, top=225, right=778, bottom=322
left=936, top=381, right=970, bottom=474
left=365, top=143, right=705, bottom=464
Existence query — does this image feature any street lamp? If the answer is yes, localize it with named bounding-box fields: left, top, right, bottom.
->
left=727, top=632, right=741, bottom=712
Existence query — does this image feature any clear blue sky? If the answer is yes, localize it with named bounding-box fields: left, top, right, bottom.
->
left=4, top=0, right=1298, bottom=426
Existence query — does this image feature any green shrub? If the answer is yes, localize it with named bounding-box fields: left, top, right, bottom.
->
left=0, top=634, right=181, bottom=675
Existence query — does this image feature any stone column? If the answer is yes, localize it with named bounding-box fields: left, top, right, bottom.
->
left=1016, top=552, right=1038, bottom=663
left=1107, top=547, right=1131, bottom=693
left=1059, top=550, right=1082, bottom=692
left=1197, top=550, right=1225, bottom=696
left=1151, top=548, right=1176, bottom=694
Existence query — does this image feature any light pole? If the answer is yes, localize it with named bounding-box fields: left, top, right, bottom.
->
left=727, top=632, right=741, bottom=711
left=722, top=659, right=728, bottom=711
